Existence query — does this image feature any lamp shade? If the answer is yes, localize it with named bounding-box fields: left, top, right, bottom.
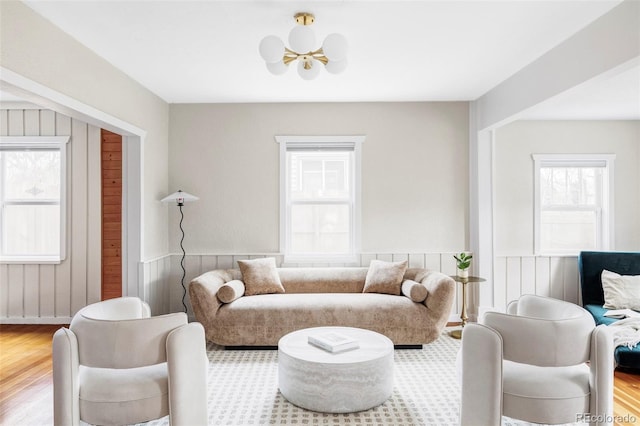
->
left=161, top=190, right=199, bottom=206
left=288, top=25, right=315, bottom=53
left=259, top=35, right=285, bottom=63
left=325, top=58, right=348, bottom=74
left=266, top=60, right=289, bottom=75
left=297, top=60, right=321, bottom=80
left=322, top=33, right=348, bottom=62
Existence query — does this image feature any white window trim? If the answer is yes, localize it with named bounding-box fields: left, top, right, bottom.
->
left=532, top=153, right=615, bottom=256
left=0, top=136, right=70, bottom=264
left=276, top=135, right=364, bottom=264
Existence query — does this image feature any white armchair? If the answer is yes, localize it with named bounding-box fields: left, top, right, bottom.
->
left=460, top=294, right=614, bottom=426
left=53, top=297, right=208, bottom=426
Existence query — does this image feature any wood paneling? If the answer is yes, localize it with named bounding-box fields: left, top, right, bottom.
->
left=0, top=109, right=101, bottom=323
left=100, top=130, right=122, bottom=300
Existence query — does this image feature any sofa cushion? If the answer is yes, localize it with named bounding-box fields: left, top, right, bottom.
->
left=601, top=269, right=640, bottom=310
left=401, top=279, right=428, bottom=303
left=363, top=260, right=407, bottom=295
left=215, top=293, right=435, bottom=346
left=238, top=258, right=285, bottom=296
left=217, top=280, right=245, bottom=304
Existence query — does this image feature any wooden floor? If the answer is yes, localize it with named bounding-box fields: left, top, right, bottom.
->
left=1, top=325, right=639, bottom=425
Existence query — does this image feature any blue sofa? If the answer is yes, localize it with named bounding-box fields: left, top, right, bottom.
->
left=578, top=251, right=640, bottom=371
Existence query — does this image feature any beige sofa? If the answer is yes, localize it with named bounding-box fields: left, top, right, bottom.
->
left=189, top=266, right=456, bottom=347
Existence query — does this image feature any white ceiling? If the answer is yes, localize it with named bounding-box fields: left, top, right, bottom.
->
left=10, top=1, right=639, bottom=119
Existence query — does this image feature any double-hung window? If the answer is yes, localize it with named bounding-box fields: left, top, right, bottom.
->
left=277, top=136, right=364, bottom=263
left=0, top=136, right=69, bottom=263
left=533, top=154, right=615, bottom=255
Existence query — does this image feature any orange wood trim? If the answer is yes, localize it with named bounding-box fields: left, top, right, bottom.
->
left=101, top=129, right=122, bottom=300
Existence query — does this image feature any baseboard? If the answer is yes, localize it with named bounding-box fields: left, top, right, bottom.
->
left=0, top=317, right=71, bottom=325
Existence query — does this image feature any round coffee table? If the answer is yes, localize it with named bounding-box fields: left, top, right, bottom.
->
left=278, top=326, right=394, bottom=413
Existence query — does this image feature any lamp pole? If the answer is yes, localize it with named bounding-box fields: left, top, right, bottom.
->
left=161, top=190, right=199, bottom=314
left=178, top=202, right=187, bottom=313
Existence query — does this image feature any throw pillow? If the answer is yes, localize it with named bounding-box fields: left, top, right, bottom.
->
left=363, top=259, right=408, bottom=295
left=237, top=257, right=285, bottom=296
left=401, top=279, right=428, bottom=303
left=602, top=269, right=640, bottom=310
left=217, top=280, right=245, bottom=304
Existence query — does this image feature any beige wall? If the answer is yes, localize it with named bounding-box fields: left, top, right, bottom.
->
left=169, top=102, right=469, bottom=254
left=0, top=1, right=169, bottom=259
left=494, top=120, right=640, bottom=254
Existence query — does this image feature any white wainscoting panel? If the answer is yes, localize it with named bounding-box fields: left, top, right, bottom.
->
left=143, top=252, right=463, bottom=322
left=492, top=255, right=580, bottom=312
left=0, top=109, right=101, bottom=324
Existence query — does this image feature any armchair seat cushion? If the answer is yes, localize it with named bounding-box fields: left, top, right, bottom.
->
left=503, top=360, right=590, bottom=424
left=78, top=363, right=168, bottom=425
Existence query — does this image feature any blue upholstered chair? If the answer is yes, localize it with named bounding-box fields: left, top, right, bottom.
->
left=578, top=251, right=640, bottom=371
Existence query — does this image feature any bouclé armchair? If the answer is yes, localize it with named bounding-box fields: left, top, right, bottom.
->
left=460, top=294, right=614, bottom=426
left=53, top=297, right=208, bottom=426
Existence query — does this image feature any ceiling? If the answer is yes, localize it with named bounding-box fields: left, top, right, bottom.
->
left=6, top=1, right=639, bottom=119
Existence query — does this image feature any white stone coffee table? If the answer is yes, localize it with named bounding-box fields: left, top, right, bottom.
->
left=278, top=326, right=394, bottom=413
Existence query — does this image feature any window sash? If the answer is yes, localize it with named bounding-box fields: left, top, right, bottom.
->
left=277, top=136, right=363, bottom=263
left=0, top=136, right=69, bottom=263
left=532, top=153, right=614, bottom=255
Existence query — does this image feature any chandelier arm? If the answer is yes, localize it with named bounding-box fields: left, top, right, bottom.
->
left=314, top=55, right=329, bottom=65
left=261, top=13, right=347, bottom=77
left=283, top=56, right=297, bottom=65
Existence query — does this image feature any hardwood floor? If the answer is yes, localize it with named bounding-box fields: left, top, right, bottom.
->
left=1, top=325, right=639, bottom=425
left=0, top=325, right=59, bottom=425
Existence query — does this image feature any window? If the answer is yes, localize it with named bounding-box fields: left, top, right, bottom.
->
left=533, top=154, right=615, bottom=255
left=0, top=136, right=69, bottom=263
left=277, top=136, right=364, bottom=263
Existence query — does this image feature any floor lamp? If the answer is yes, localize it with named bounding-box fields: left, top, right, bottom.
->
left=161, top=190, right=199, bottom=313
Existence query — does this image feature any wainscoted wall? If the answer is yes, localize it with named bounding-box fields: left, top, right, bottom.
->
left=142, top=252, right=465, bottom=321
left=0, top=108, right=102, bottom=324
left=491, top=255, right=580, bottom=312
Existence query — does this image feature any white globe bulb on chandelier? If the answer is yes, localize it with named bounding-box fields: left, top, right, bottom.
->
left=259, top=13, right=348, bottom=80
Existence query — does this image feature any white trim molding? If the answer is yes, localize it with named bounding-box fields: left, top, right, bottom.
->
left=276, top=135, right=365, bottom=265
left=532, top=153, right=616, bottom=255
left=0, top=136, right=70, bottom=263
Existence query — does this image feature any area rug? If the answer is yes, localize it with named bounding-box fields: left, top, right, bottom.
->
left=4, top=330, right=585, bottom=426
left=141, top=331, right=582, bottom=426
left=143, top=332, right=460, bottom=426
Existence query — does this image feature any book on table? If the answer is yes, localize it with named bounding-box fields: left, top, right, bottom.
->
left=603, top=308, right=640, bottom=319
left=308, top=331, right=360, bottom=353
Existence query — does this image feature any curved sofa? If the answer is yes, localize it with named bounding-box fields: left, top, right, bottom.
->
left=189, top=267, right=456, bottom=347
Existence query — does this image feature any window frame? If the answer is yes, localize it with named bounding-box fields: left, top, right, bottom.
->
left=532, top=153, right=615, bottom=256
left=276, top=135, right=364, bottom=264
left=0, top=136, right=70, bottom=264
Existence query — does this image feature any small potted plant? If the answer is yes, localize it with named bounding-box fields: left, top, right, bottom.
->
left=454, top=252, right=472, bottom=278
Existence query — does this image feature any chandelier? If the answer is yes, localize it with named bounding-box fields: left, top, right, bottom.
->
left=259, top=13, right=348, bottom=80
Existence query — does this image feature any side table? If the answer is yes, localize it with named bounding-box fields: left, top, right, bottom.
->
left=449, top=275, right=485, bottom=339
